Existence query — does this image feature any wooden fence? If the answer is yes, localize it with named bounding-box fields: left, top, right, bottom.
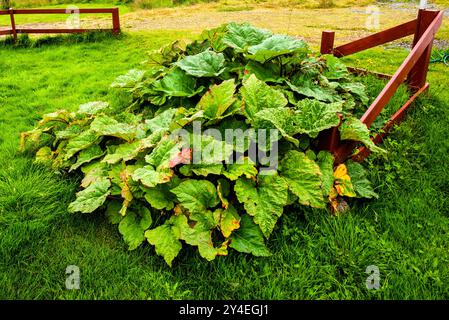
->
left=319, top=9, right=444, bottom=163
left=0, top=7, right=120, bottom=42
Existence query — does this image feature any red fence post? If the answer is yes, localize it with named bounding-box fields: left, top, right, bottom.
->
left=8, top=7, right=17, bottom=43
left=406, top=9, right=439, bottom=91
left=112, top=8, right=120, bottom=35
left=320, top=31, right=335, bottom=54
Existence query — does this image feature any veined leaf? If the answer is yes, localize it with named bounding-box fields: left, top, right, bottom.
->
left=287, top=76, right=339, bottom=103
left=171, top=214, right=228, bottom=261
left=132, top=166, right=173, bottom=188
left=244, top=61, right=282, bottom=83
left=118, top=207, right=152, bottom=250
left=196, top=79, right=236, bottom=120
left=293, top=99, right=342, bottom=138
left=240, top=74, right=287, bottom=121
left=102, top=141, right=142, bottom=165
left=229, top=214, right=271, bottom=257
left=338, top=82, right=369, bottom=105
left=68, top=177, right=111, bottom=213
left=143, top=176, right=180, bottom=210
left=324, top=55, right=349, bottom=79
left=70, top=144, right=105, bottom=171
left=35, top=147, right=54, bottom=165
left=339, top=117, right=386, bottom=154
left=317, top=151, right=335, bottom=197
left=224, top=158, right=258, bottom=181
left=234, top=174, right=288, bottom=238
left=333, top=164, right=356, bottom=197
left=145, top=218, right=183, bottom=267
left=90, top=116, right=137, bottom=142
left=110, top=69, right=145, bottom=88
left=191, top=134, right=234, bottom=165
left=80, top=162, right=109, bottom=188
left=175, top=49, right=226, bottom=77
left=247, top=35, right=309, bottom=63
left=346, top=161, right=378, bottom=199
left=64, top=129, right=100, bottom=160
left=152, top=68, right=203, bottom=97
left=279, top=150, right=325, bottom=208
left=78, top=101, right=109, bottom=115
left=145, top=137, right=182, bottom=170
left=222, top=22, right=272, bottom=52
left=145, top=108, right=177, bottom=133
left=171, top=180, right=220, bottom=213
left=219, top=205, right=241, bottom=238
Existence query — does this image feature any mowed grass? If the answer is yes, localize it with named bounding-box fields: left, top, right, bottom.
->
left=1, top=31, right=449, bottom=299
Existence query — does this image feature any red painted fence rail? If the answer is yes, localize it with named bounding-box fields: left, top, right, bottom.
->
left=0, top=7, right=120, bottom=42
left=319, top=9, right=444, bottom=164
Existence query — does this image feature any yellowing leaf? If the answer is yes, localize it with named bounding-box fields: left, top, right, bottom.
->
left=219, top=205, right=241, bottom=238
left=333, top=164, right=356, bottom=197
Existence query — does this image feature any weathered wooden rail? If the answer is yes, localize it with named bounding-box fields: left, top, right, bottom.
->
left=0, top=7, right=120, bottom=42
left=319, top=9, right=444, bottom=163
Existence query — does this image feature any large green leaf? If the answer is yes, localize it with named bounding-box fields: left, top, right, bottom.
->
left=317, top=151, right=335, bottom=197
left=145, top=137, right=182, bottom=170
left=253, top=99, right=339, bottom=142
left=80, top=162, right=109, bottom=188
left=171, top=180, right=220, bottom=213
left=68, top=177, right=111, bottom=213
left=324, top=54, right=349, bottom=79
left=179, top=163, right=223, bottom=177
left=78, top=101, right=109, bottom=115
left=34, top=147, right=54, bottom=165
left=191, top=134, right=234, bottom=165
left=240, top=74, right=287, bottom=121
left=229, top=214, right=271, bottom=256
left=145, top=108, right=177, bottom=133
left=102, top=141, right=141, bottom=165
left=70, top=144, right=105, bottom=171
left=196, top=79, right=236, bottom=119
left=110, top=69, right=145, bottom=88
left=64, top=129, right=100, bottom=160
left=223, top=158, right=258, bottom=181
left=247, top=35, right=309, bottom=63
left=219, top=205, right=241, bottom=238
left=90, top=116, right=136, bottom=142
left=234, top=174, right=288, bottom=238
left=293, top=99, right=342, bottom=138
left=338, top=82, right=369, bottom=105
left=346, top=161, right=378, bottom=199
left=118, top=207, right=152, bottom=250
left=287, top=75, right=339, bottom=103
left=253, top=107, right=299, bottom=146
left=152, top=68, right=203, bottom=97
left=339, top=117, right=386, bottom=154
left=279, top=150, right=325, bottom=208
left=132, top=166, right=173, bottom=188
left=200, top=24, right=228, bottom=52
left=222, top=22, right=272, bottom=52
left=175, top=49, right=226, bottom=77
left=145, top=219, right=183, bottom=267
left=244, top=61, right=282, bottom=83
left=171, top=214, right=228, bottom=261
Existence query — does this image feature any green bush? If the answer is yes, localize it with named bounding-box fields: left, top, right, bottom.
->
left=21, top=23, right=382, bottom=266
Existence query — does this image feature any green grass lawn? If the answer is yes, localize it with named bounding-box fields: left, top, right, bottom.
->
left=1, top=31, right=449, bottom=299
